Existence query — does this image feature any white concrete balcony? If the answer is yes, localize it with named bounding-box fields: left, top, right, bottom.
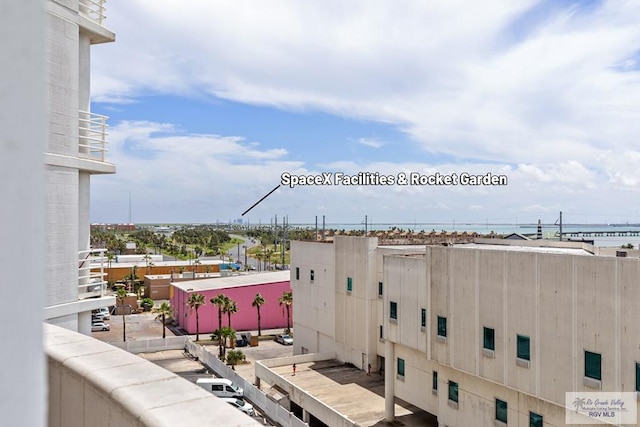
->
left=78, top=110, right=109, bottom=163
left=79, top=0, right=107, bottom=26
left=45, top=324, right=260, bottom=427
left=78, top=248, right=107, bottom=299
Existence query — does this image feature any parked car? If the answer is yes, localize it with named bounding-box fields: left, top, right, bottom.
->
left=92, top=307, right=110, bottom=320
left=275, top=334, right=293, bottom=345
left=92, top=312, right=108, bottom=322
left=91, top=322, right=110, bottom=332
left=196, top=378, right=243, bottom=398
left=220, top=398, right=255, bottom=416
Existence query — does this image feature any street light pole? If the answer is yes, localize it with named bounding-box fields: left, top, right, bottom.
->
left=243, top=246, right=247, bottom=270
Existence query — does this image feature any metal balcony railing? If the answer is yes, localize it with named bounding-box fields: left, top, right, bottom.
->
left=78, top=248, right=107, bottom=299
left=78, top=110, right=109, bottom=162
left=79, top=0, right=107, bottom=26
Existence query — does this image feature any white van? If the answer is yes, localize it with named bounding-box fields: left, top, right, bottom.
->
left=219, top=398, right=255, bottom=416
left=196, top=378, right=243, bottom=398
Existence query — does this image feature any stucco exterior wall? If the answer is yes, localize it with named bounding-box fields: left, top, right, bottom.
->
left=172, top=281, right=292, bottom=334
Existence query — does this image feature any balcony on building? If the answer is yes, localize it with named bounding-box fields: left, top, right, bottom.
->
left=78, top=110, right=115, bottom=174
left=79, top=0, right=115, bottom=44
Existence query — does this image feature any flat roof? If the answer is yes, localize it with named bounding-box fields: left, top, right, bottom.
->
left=110, top=260, right=225, bottom=269
left=455, top=243, right=593, bottom=256
left=171, top=270, right=290, bottom=292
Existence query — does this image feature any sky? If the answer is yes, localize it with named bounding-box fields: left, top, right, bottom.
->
left=89, top=0, right=640, bottom=227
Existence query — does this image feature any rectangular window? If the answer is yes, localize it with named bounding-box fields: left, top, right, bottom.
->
left=496, top=399, right=508, bottom=423
left=379, top=325, right=383, bottom=340
left=636, top=362, right=640, bottom=392
left=530, top=412, right=543, bottom=427
left=437, top=316, right=447, bottom=337
left=390, top=301, right=398, bottom=320
left=378, top=281, right=383, bottom=296
left=483, top=327, right=495, bottom=351
left=421, top=308, right=426, bottom=328
left=432, top=371, right=438, bottom=391
left=310, top=269, right=314, bottom=282
left=397, top=358, right=405, bottom=377
left=347, top=277, right=353, bottom=292
left=517, top=335, right=530, bottom=361
left=585, top=351, right=602, bottom=381
left=448, top=381, right=458, bottom=403
left=295, top=267, right=299, bottom=280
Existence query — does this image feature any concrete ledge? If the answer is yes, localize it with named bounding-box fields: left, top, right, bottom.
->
left=447, top=399, right=458, bottom=409
left=482, top=348, right=495, bottom=358
left=45, top=324, right=260, bottom=427
left=583, top=376, right=602, bottom=389
left=516, top=357, right=530, bottom=368
left=437, top=335, right=447, bottom=344
left=494, top=420, right=507, bottom=427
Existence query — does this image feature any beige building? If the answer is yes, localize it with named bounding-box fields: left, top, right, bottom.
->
left=291, top=236, right=640, bottom=426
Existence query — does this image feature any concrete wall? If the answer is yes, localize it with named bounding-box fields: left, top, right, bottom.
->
left=385, top=245, right=640, bottom=426
left=172, top=281, right=292, bottom=334
left=0, top=1, right=46, bottom=425
left=46, top=324, right=259, bottom=427
left=290, top=240, right=336, bottom=355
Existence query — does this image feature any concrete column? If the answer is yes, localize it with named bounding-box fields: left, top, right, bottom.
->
left=254, top=377, right=261, bottom=388
left=302, top=409, right=310, bottom=423
left=78, top=34, right=91, bottom=113
left=78, top=310, right=92, bottom=336
left=384, top=339, right=395, bottom=422
left=0, top=1, right=46, bottom=425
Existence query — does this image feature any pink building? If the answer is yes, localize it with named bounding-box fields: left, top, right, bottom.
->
left=170, top=271, right=292, bottom=335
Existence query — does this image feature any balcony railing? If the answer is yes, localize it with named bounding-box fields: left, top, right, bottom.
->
left=79, top=0, right=107, bottom=26
left=78, top=248, right=107, bottom=299
left=78, top=110, right=109, bottom=162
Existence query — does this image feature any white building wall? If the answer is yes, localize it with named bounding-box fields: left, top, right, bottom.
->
left=44, top=0, right=115, bottom=329
left=291, top=240, right=336, bottom=355
left=0, top=2, right=47, bottom=425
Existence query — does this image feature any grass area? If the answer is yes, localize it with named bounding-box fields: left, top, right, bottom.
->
left=220, top=237, right=246, bottom=255
left=247, top=244, right=290, bottom=266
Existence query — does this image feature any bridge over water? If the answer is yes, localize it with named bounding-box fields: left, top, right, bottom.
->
left=560, top=230, right=640, bottom=238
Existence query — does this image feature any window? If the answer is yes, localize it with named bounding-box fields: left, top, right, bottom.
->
left=495, top=399, right=507, bottom=423
left=448, top=381, right=458, bottom=403
left=310, top=269, right=314, bottom=282
left=397, top=358, right=405, bottom=377
left=517, top=334, right=530, bottom=361
left=432, top=371, right=438, bottom=391
left=378, top=281, right=383, bottom=297
left=421, top=308, right=426, bottom=328
left=211, top=384, right=224, bottom=392
left=585, top=351, right=601, bottom=381
left=483, top=327, right=495, bottom=351
left=530, top=412, right=543, bottom=427
left=636, top=362, right=640, bottom=392
left=347, top=277, right=353, bottom=292
left=379, top=325, right=383, bottom=340
left=295, top=267, right=299, bottom=280
left=437, top=316, right=447, bottom=337
left=390, top=301, right=398, bottom=320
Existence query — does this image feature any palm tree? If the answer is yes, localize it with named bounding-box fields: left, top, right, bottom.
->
left=187, top=293, right=206, bottom=341
left=252, top=293, right=266, bottom=336
left=116, top=287, right=128, bottom=342
left=210, top=294, right=229, bottom=356
left=223, top=298, right=238, bottom=329
left=211, top=326, right=235, bottom=359
left=278, top=290, right=293, bottom=334
left=226, top=349, right=244, bottom=371
left=152, top=302, right=173, bottom=339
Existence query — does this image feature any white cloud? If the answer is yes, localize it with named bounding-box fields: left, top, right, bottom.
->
left=356, top=138, right=384, bottom=148
left=92, top=121, right=639, bottom=225
left=89, top=1, right=640, bottom=224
